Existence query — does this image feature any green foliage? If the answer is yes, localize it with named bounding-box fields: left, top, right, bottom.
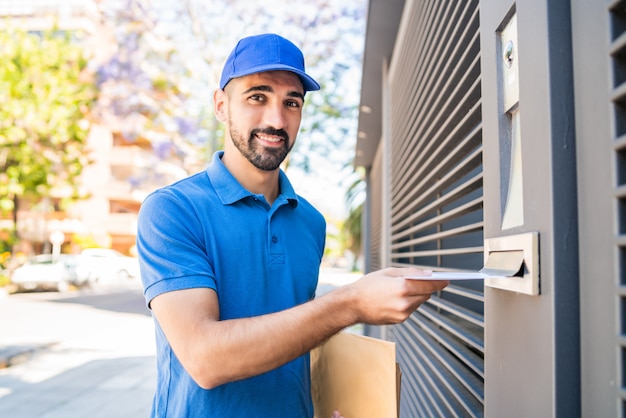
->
left=341, top=167, right=366, bottom=269
left=342, top=202, right=363, bottom=271
left=0, top=28, right=96, bottom=220
left=0, top=250, right=11, bottom=269
left=0, top=229, right=16, bottom=255
left=0, top=250, right=12, bottom=287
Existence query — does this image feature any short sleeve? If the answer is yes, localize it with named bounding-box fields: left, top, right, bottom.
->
left=137, top=189, right=216, bottom=308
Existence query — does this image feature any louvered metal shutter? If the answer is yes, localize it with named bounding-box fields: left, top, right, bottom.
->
left=609, top=0, right=626, bottom=412
left=368, top=146, right=384, bottom=272
left=374, top=0, right=485, bottom=416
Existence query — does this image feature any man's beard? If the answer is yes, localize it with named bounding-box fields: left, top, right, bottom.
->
left=229, top=125, right=293, bottom=171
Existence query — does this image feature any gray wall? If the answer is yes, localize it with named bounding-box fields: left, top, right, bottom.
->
left=480, top=0, right=580, bottom=416
left=572, top=0, right=619, bottom=416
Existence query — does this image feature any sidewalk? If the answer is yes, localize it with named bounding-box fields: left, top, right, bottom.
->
left=0, top=281, right=156, bottom=417
left=0, top=289, right=49, bottom=371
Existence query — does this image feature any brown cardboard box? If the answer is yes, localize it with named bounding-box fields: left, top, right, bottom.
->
left=311, top=332, right=401, bottom=418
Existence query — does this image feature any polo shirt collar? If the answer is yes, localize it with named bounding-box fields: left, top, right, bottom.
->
left=206, top=151, right=299, bottom=207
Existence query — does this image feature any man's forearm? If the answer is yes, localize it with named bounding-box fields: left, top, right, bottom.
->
left=182, top=285, right=359, bottom=389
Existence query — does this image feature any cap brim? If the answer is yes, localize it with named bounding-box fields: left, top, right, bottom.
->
left=226, top=63, right=320, bottom=92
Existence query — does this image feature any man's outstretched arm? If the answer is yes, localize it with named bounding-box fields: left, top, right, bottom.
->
left=150, top=266, right=448, bottom=389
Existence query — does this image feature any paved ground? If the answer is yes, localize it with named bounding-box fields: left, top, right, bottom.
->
left=0, top=268, right=361, bottom=417
left=0, top=279, right=156, bottom=417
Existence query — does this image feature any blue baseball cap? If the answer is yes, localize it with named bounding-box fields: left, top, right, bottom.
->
left=219, top=33, right=320, bottom=92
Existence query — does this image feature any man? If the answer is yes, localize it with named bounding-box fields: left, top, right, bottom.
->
left=137, top=33, right=448, bottom=417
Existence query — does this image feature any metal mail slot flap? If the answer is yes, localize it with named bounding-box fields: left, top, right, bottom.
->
left=480, top=250, right=524, bottom=277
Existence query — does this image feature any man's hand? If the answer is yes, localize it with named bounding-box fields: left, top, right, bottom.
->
left=332, top=410, right=344, bottom=418
left=341, top=267, right=449, bottom=325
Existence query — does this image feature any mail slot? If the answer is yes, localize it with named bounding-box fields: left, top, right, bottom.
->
left=480, top=250, right=524, bottom=278
left=483, top=232, right=539, bottom=295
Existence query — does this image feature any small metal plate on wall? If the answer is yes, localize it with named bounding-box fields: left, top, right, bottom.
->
left=484, top=231, right=540, bottom=295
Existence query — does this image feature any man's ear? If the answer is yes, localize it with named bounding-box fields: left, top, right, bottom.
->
left=214, top=89, right=227, bottom=122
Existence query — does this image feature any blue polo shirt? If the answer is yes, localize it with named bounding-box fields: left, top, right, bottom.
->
left=137, top=151, right=326, bottom=417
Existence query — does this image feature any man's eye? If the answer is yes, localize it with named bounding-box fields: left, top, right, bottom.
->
left=286, top=100, right=301, bottom=108
left=249, top=94, right=265, bottom=102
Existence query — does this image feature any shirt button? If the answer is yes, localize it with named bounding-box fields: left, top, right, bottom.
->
left=272, top=236, right=278, bottom=244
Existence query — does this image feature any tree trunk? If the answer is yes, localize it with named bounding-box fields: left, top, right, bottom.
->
left=11, top=195, right=18, bottom=242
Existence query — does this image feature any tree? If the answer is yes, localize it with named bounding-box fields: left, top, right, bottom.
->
left=0, top=28, right=96, bottom=243
left=95, top=0, right=212, bottom=181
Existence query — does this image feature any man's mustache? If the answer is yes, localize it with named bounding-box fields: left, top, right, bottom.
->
left=250, top=127, right=289, bottom=142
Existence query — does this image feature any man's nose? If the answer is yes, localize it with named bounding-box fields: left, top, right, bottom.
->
left=263, top=102, right=287, bottom=129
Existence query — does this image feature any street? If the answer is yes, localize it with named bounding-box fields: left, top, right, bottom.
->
left=0, top=268, right=361, bottom=417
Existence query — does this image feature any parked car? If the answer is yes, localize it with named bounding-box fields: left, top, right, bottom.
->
left=76, top=248, right=140, bottom=283
left=11, top=254, right=85, bottom=292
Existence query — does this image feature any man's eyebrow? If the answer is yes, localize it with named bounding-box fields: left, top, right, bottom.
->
left=242, top=85, right=305, bottom=101
left=288, top=91, right=305, bottom=101
left=242, top=85, right=273, bottom=95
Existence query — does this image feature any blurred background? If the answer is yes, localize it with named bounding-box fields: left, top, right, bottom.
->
left=0, top=0, right=368, bottom=291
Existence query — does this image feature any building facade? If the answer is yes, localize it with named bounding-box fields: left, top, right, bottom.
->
left=356, top=0, right=616, bottom=416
